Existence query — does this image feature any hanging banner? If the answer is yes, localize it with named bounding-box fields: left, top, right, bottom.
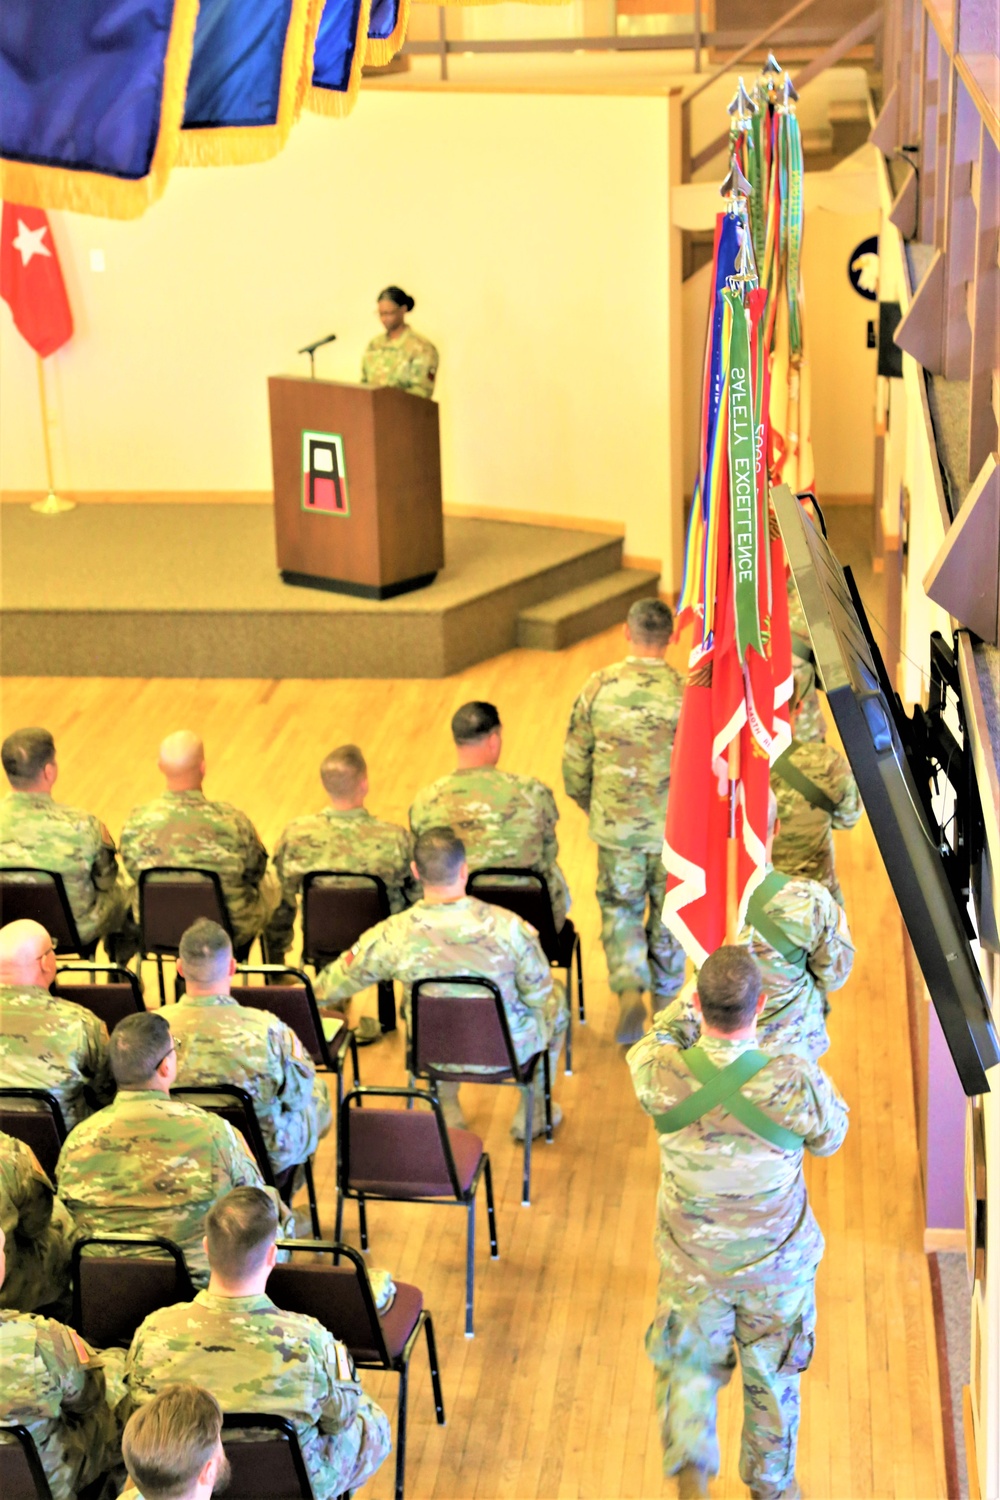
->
left=366, top=0, right=412, bottom=65
left=305, top=0, right=373, bottom=118
left=724, top=288, right=764, bottom=660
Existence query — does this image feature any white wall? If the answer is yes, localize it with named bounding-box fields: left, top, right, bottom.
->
left=1, top=92, right=681, bottom=573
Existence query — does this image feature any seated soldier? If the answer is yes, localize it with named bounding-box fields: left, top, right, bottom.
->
left=266, top=742, right=417, bottom=963
left=317, top=825, right=567, bottom=1138
left=409, top=700, right=571, bottom=930
left=119, top=731, right=278, bottom=956
left=0, top=1129, right=75, bottom=1314
left=0, top=1226, right=119, bottom=1500
left=771, top=663, right=862, bottom=904
left=171, top=918, right=332, bottom=1178
left=0, top=726, right=132, bottom=959
left=124, top=1187, right=392, bottom=1500
left=55, top=1012, right=292, bottom=1286
left=0, top=917, right=112, bottom=1128
left=656, top=793, right=855, bottom=1062
left=121, top=1383, right=231, bottom=1500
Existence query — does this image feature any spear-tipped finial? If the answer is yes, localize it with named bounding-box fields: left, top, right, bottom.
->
left=762, top=51, right=782, bottom=77
left=727, top=77, right=758, bottom=125
left=726, top=220, right=759, bottom=299
left=782, top=72, right=799, bottom=107
left=720, top=159, right=753, bottom=202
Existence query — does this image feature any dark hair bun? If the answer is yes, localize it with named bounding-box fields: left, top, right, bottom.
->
left=378, top=285, right=415, bottom=312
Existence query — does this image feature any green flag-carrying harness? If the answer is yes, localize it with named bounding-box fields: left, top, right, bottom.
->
left=771, top=744, right=838, bottom=815
left=745, top=868, right=807, bottom=964
left=652, top=1045, right=805, bottom=1150
left=724, top=288, right=764, bottom=659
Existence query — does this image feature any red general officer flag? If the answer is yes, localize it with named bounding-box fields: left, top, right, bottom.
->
left=0, top=203, right=73, bottom=356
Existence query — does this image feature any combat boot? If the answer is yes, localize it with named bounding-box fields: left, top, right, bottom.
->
left=676, top=1463, right=711, bottom=1498
left=615, top=988, right=647, bottom=1045
left=750, top=1482, right=801, bottom=1500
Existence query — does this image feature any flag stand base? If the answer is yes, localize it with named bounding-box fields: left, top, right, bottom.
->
left=30, top=491, right=76, bottom=516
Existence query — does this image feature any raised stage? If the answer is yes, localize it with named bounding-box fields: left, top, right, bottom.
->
left=0, top=504, right=658, bottom=678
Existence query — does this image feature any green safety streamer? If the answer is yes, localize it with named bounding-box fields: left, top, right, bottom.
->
left=748, top=103, right=767, bottom=270
left=781, top=110, right=804, bottom=357
left=724, top=288, right=764, bottom=658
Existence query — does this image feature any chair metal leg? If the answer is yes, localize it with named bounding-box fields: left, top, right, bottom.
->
left=542, top=1052, right=554, bottom=1143
left=334, top=1190, right=344, bottom=1243
left=358, top=1195, right=368, bottom=1250
left=563, top=967, right=573, bottom=1077
left=464, top=1199, right=475, bottom=1337
left=349, top=1033, right=360, bottom=1088
left=576, top=935, right=586, bottom=1022
left=156, top=955, right=166, bottom=1006
left=423, top=1312, right=445, bottom=1423
left=481, top=1153, right=498, bottom=1258
left=521, top=1081, right=534, bottom=1207
left=377, top=979, right=397, bottom=1033
left=304, top=1158, right=321, bottom=1238
left=394, top=1361, right=409, bottom=1500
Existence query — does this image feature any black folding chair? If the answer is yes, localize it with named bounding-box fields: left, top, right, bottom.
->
left=0, top=1424, right=54, bottom=1500
left=0, top=1089, right=67, bottom=1180
left=138, top=867, right=251, bottom=1004
left=221, top=1413, right=314, bottom=1498
left=170, top=1083, right=321, bottom=1238
left=410, top=975, right=553, bottom=1206
left=54, top=963, right=145, bottom=1032
left=301, top=870, right=396, bottom=1033
left=233, top=964, right=359, bottom=1109
left=71, top=1233, right=195, bottom=1348
left=336, top=1085, right=497, bottom=1336
left=0, top=868, right=97, bottom=960
left=468, top=867, right=585, bottom=1073
left=271, top=1239, right=445, bottom=1500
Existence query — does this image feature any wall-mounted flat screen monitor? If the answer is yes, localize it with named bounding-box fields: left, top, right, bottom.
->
left=772, top=483, right=999, bottom=1096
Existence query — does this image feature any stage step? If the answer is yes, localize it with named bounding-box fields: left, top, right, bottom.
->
left=516, top=568, right=661, bottom=651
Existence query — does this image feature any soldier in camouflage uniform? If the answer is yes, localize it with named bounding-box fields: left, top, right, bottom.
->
left=318, top=826, right=566, bottom=1137
left=0, top=1227, right=119, bottom=1500
left=0, top=726, right=132, bottom=958
left=410, top=700, right=571, bottom=930
left=786, top=576, right=827, bottom=743
left=121, top=1383, right=230, bottom=1500
left=124, top=1188, right=392, bottom=1500
left=266, top=743, right=417, bottom=962
left=119, top=730, right=278, bottom=954
left=0, top=918, right=113, bottom=1128
left=656, top=794, right=855, bottom=1062
left=361, top=284, right=438, bottom=399
left=171, top=919, right=332, bottom=1176
left=771, top=665, right=862, bottom=904
left=56, top=1012, right=292, bottom=1287
left=0, top=1131, right=74, bottom=1314
left=562, top=598, right=686, bottom=1043
left=628, top=947, right=848, bottom=1500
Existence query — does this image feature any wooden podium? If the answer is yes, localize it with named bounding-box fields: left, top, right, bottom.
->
left=268, top=376, right=444, bottom=599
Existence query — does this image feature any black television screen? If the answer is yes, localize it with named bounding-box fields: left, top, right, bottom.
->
left=772, top=483, right=999, bottom=1096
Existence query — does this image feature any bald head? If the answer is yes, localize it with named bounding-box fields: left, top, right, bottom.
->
left=0, top=919, right=57, bottom=988
left=158, top=732, right=205, bottom=791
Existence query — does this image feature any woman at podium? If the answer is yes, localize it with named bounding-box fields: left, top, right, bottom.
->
left=361, top=286, right=438, bottom=399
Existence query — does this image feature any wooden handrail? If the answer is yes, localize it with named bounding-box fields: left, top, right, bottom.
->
left=683, top=0, right=821, bottom=106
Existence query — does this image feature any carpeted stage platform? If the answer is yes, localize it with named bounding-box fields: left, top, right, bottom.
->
left=0, top=504, right=628, bottom=678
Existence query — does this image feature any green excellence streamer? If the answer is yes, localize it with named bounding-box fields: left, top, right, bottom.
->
left=724, top=288, right=764, bottom=659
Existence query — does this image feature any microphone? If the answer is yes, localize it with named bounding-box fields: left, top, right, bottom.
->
left=298, top=333, right=338, bottom=355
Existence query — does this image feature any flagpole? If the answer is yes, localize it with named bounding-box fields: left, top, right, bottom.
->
left=30, top=355, right=74, bottom=516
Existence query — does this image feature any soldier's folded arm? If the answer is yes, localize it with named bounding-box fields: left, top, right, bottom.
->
left=91, top=819, right=121, bottom=892
left=275, top=1030, right=317, bottom=1109
left=806, top=886, right=856, bottom=992
left=316, top=927, right=390, bottom=1008
left=315, top=1327, right=363, bottom=1433
left=238, top=811, right=270, bottom=886
left=561, top=688, right=597, bottom=811
left=44, top=1321, right=107, bottom=1414
left=515, top=930, right=556, bottom=1018
left=832, top=766, right=864, bottom=830
left=801, top=1068, right=850, bottom=1156
left=15, top=1152, right=59, bottom=1240
left=85, top=1017, right=115, bottom=1107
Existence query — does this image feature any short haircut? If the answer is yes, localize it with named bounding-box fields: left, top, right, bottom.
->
left=320, top=744, right=367, bottom=799
left=122, top=1384, right=222, bottom=1500
left=696, top=946, right=763, bottom=1032
left=110, top=1012, right=173, bottom=1088
left=178, top=918, right=232, bottom=984
left=206, top=1186, right=278, bottom=1280
left=1, top=728, right=55, bottom=788
left=413, top=826, right=465, bottom=885
left=627, top=598, right=674, bottom=644
left=451, top=701, right=501, bottom=745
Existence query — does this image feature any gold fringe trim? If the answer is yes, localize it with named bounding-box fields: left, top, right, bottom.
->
left=177, top=0, right=314, bottom=168
left=364, top=0, right=412, bottom=66
left=0, top=0, right=200, bottom=220
left=413, top=0, right=571, bottom=6
left=304, top=0, right=373, bottom=119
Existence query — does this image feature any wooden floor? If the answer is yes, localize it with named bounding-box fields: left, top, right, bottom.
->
left=0, top=625, right=947, bottom=1500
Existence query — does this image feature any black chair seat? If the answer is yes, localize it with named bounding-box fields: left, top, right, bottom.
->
left=377, top=1282, right=425, bottom=1362
left=351, top=1125, right=486, bottom=1200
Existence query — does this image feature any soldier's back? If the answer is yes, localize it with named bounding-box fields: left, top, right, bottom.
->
left=0, top=792, right=107, bottom=937
left=0, top=986, right=109, bottom=1129
left=410, top=767, right=551, bottom=869
left=772, top=739, right=860, bottom=894
left=275, top=806, right=413, bottom=912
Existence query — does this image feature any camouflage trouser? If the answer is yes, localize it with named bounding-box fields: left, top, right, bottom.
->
left=304, top=1392, right=393, bottom=1498
left=646, top=1270, right=817, bottom=1499
left=595, top=848, right=686, bottom=998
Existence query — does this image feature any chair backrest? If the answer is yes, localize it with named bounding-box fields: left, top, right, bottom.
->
left=71, top=1233, right=195, bottom=1348
left=221, top=1413, right=314, bottom=1498
left=0, top=1425, right=54, bottom=1500
left=269, top=1239, right=389, bottom=1365
left=54, top=963, right=145, bottom=1032
left=301, top=871, right=389, bottom=966
left=233, top=967, right=328, bottom=1066
left=410, top=976, right=516, bottom=1077
left=467, top=867, right=559, bottom=956
left=0, top=1091, right=67, bottom=1179
left=339, top=1086, right=465, bottom=1199
left=0, top=868, right=83, bottom=954
left=138, top=868, right=232, bottom=955
left=169, top=1084, right=275, bottom=1185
